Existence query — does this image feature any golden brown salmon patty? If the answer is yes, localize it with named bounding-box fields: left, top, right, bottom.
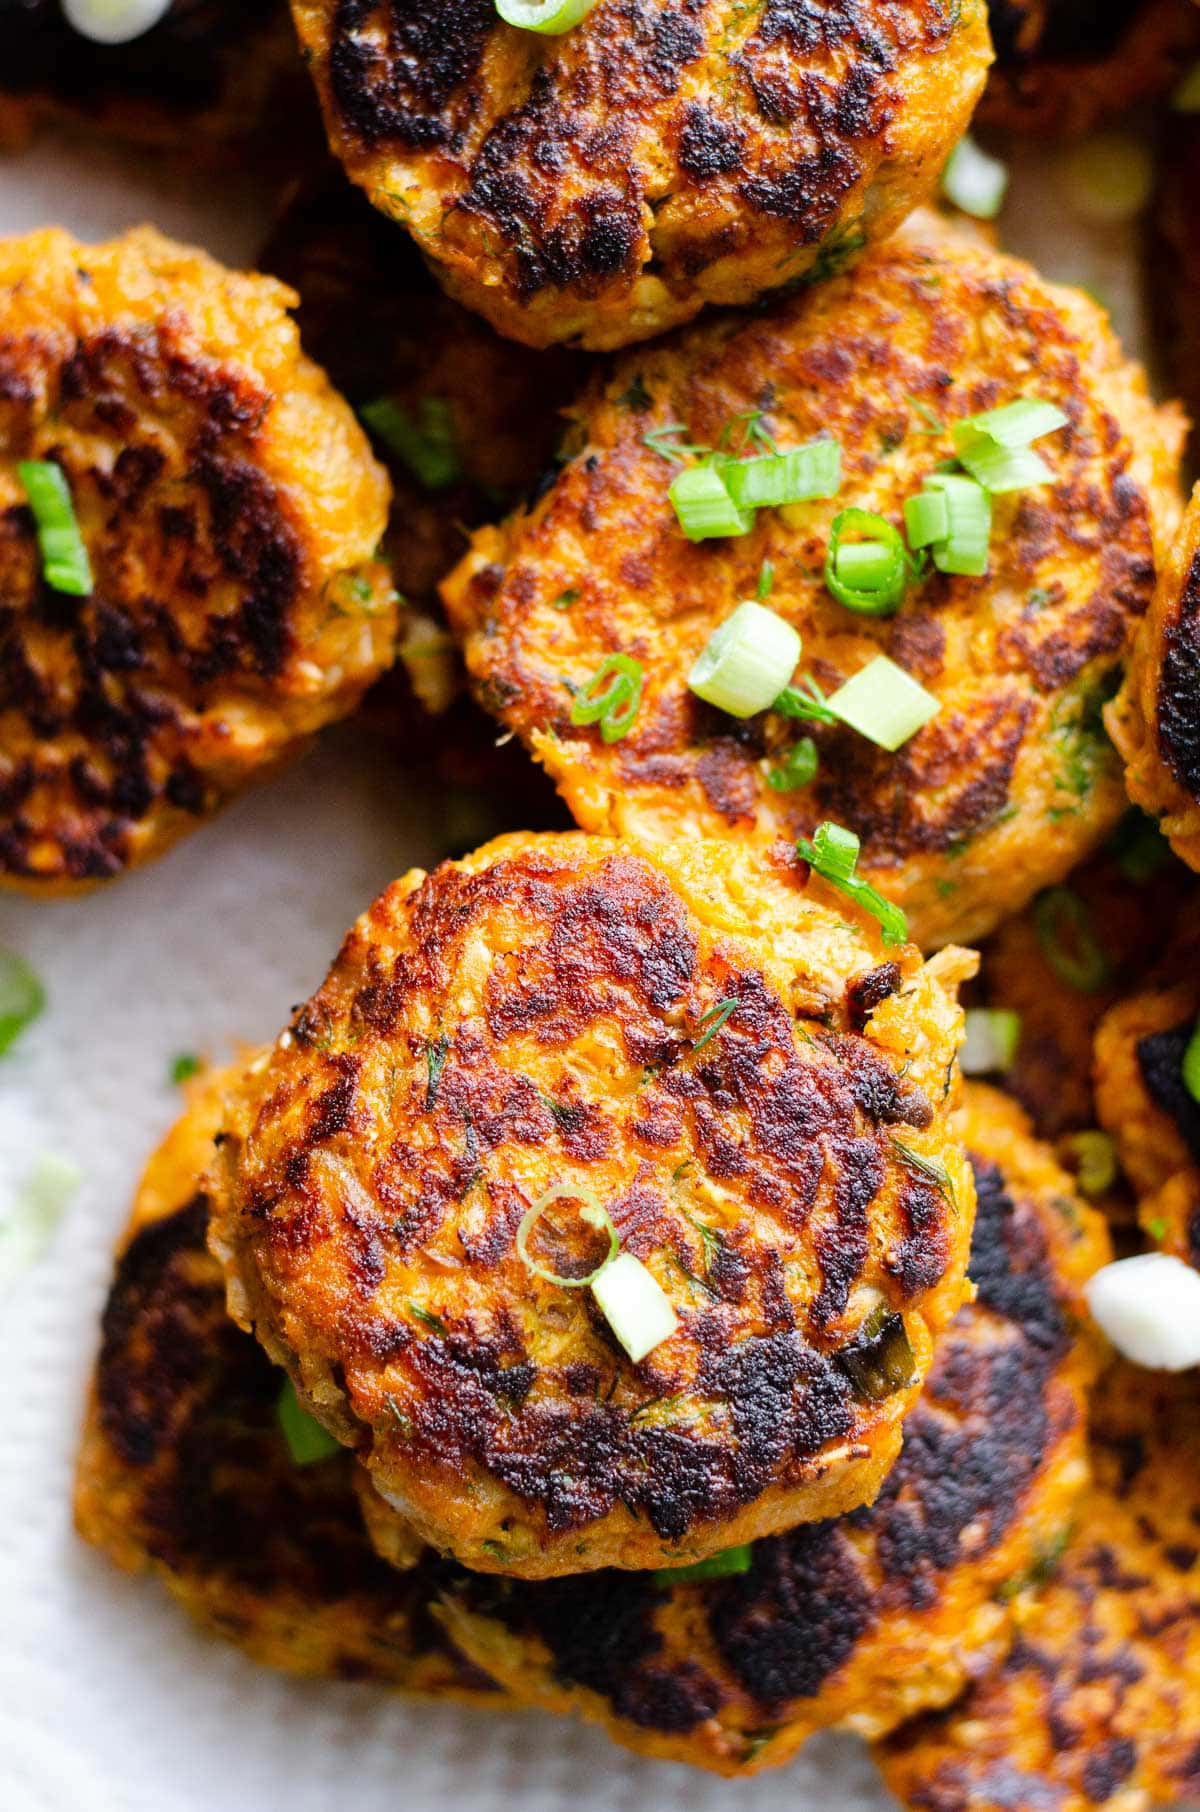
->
left=0, top=227, right=397, bottom=893
left=979, top=0, right=1200, bottom=136
left=74, top=1062, right=501, bottom=1698
left=0, top=0, right=301, bottom=152
left=288, top=0, right=993, bottom=351
left=435, top=1084, right=1110, bottom=1776
left=442, top=218, right=1182, bottom=952
left=875, top=1361, right=1200, bottom=1812
left=1108, top=490, right=1200, bottom=873
left=207, top=829, right=976, bottom=1578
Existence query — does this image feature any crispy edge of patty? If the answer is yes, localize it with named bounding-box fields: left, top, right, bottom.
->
left=290, top=0, right=993, bottom=350
left=207, top=829, right=977, bottom=1577
left=874, top=1357, right=1200, bottom=1812
left=73, top=1058, right=503, bottom=1700
left=1108, top=486, right=1200, bottom=875
left=432, top=1082, right=1110, bottom=1775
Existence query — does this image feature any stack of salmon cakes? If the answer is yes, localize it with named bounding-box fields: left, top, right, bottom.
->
left=2, top=0, right=1199, bottom=1805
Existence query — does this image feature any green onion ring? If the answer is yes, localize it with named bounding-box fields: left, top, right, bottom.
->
left=570, top=653, right=644, bottom=743
left=516, top=1184, right=619, bottom=1288
left=824, top=509, right=909, bottom=616
left=494, top=0, right=599, bottom=31
left=1033, top=887, right=1109, bottom=992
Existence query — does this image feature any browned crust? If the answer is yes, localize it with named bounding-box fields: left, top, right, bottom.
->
left=207, top=829, right=975, bottom=1576
left=441, top=216, right=1180, bottom=949
left=290, top=0, right=993, bottom=348
left=0, top=226, right=396, bottom=892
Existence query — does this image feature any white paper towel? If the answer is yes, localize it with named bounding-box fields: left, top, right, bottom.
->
left=0, top=122, right=1153, bottom=1812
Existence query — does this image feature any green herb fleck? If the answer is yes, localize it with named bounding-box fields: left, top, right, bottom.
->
left=408, top=1301, right=449, bottom=1336
left=690, top=997, right=739, bottom=1055
left=425, top=1033, right=450, bottom=1109
left=551, top=587, right=580, bottom=612
left=169, top=1052, right=202, bottom=1086
left=889, top=1137, right=956, bottom=1205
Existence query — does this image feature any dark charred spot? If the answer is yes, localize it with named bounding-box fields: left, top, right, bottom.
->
left=677, top=105, right=745, bottom=182
left=1137, top=1021, right=1200, bottom=1165
left=1157, top=548, right=1200, bottom=805
left=328, top=0, right=495, bottom=150
left=846, top=961, right=901, bottom=1033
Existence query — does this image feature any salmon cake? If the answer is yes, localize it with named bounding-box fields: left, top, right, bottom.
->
left=74, top=1061, right=501, bottom=1699
left=288, top=0, right=993, bottom=350
left=0, top=226, right=397, bottom=893
left=207, top=829, right=977, bottom=1578
left=442, top=216, right=1182, bottom=951
left=1108, top=489, right=1200, bottom=873
left=435, top=1083, right=1110, bottom=1775
left=876, top=1361, right=1200, bottom=1812
left=980, top=0, right=1200, bottom=136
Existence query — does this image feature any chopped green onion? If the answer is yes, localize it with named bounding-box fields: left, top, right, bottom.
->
left=956, top=441, right=1054, bottom=495
left=0, top=950, right=45, bottom=1057
left=61, top=0, right=173, bottom=43
left=277, top=1378, right=341, bottom=1465
left=952, top=401, right=1069, bottom=452
left=18, top=460, right=93, bottom=596
left=1058, top=132, right=1153, bottom=225
left=669, top=461, right=754, bottom=541
left=359, top=396, right=461, bottom=491
left=494, top=0, right=599, bottom=31
left=169, top=1052, right=201, bottom=1086
left=960, top=1008, right=1021, bottom=1075
left=722, top=439, right=841, bottom=510
left=825, top=655, right=940, bottom=753
left=516, top=1183, right=619, bottom=1288
left=690, top=998, right=738, bottom=1056
left=903, top=489, right=950, bottom=549
left=774, top=674, right=839, bottom=726
left=1182, top=1019, right=1200, bottom=1105
left=0, top=1153, right=81, bottom=1286
left=941, top=133, right=1009, bottom=220
left=590, top=1250, right=678, bottom=1363
left=1172, top=59, right=1200, bottom=112
left=1063, top=1130, right=1117, bottom=1199
left=1033, top=887, right=1109, bottom=992
left=570, top=653, right=643, bottom=742
left=654, top=1545, right=753, bottom=1586
left=756, top=559, right=775, bottom=601
left=1085, top=1253, right=1200, bottom=1370
left=824, top=510, right=908, bottom=615
left=688, top=601, right=801, bottom=718
left=837, top=1306, right=915, bottom=1400
left=766, top=737, right=818, bottom=792
left=797, top=820, right=908, bottom=946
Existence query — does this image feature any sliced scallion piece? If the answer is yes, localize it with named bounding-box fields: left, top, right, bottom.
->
left=824, top=655, right=940, bottom=752
left=797, top=820, right=908, bottom=946
left=824, top=509, right=909, bottom=616
left=18, top=460, right=93, bottom=596
left=590, top=1250, right=678, bottom=1363
left=903, top=489, right=950, bottom=549
left=766, top=737, right=818, bottom=792
left=940, top=133, right=1009, bottom=220
left=688, top=601, right=800, bottom=717
left=1182, top=1019, right=1200, bottom=1104
left=0, top=1153, right=81, bottom=1286
left=1063, top=1130, right=1117, bottom=1198
left=61, top=0, right=171, bottom=45
left=359, top=395, right=461, bottom=491
left=570, top=653, right=643, bottom=742
left=1033, top=886, right=1109, bottom=992
left=494, top=0, right=599, bottom=31
left=722, top=439, right=841, bottom=510
left=1085, top=1253, right=1200, bottom=1370
left=517, top=1184, right=619, bottom=1288
left=956, top=441, right=1053, bottom=495
left=837, top=1306, right=915, bottom=1400
left=277, top=1378, right=341, bottom=1465
left=0, top=950, right=45, bottom=1057
left=960, top=1008, right=1021, bottom=1075
left=907, top=472, right=992, bottom=577
left=952, top=400, right=1068, bottom=452
left=669, top=461, right=754, bottom=541
left=653, top=1545, right=753, bottom=1586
